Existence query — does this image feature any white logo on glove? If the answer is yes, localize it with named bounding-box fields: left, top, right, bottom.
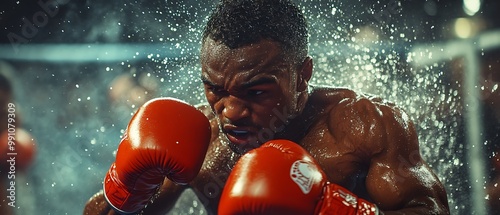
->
left=290, top=160, right=314, bottom=194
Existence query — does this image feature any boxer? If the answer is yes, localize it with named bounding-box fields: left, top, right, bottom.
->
left=84, top=0, right=450, bottom=214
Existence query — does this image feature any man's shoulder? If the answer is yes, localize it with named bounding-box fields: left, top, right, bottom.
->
left=316, top=86, right=409, bottom=129
left=194, top=103, right=215, bottom=119
left=194, top=103, right=222, bottom=144
left=312, top=86, right=415, bottom=155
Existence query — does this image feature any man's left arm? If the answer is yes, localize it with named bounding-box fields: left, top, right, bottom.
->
left=361, top=101, right=450, bottom=214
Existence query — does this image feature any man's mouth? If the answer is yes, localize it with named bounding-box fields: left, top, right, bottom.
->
left=230, top=130, right=249, bottom=136
left=226, top=129, right=252, bottom=145
left=223, top=125, right=255, bottom=146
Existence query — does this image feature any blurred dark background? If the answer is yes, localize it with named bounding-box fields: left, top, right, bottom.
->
left=1, top=0, right=499, bottom=44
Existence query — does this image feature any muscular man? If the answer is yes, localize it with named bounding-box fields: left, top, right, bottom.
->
left=84, top=0, right=450, bottom=214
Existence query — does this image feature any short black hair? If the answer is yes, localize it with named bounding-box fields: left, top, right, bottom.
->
left=202, top=0, right=309, bottom=65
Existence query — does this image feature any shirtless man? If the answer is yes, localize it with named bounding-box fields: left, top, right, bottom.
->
left=84, top=0, right=450, bottom=214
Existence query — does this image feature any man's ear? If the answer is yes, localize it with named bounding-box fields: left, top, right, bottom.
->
left=297, top=56, right=313, bottom=92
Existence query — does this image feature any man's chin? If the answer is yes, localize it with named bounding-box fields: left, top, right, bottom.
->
left=224, top=133, right=262, bottom=154
left=227, top=140, right=262, bottom=154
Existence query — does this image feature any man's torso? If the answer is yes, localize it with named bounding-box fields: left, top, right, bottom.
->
left=190, top=87, right=378, bottom=213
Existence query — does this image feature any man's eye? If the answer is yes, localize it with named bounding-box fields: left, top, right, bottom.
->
left=208, top=86, right=226, bottom=95
left=248, top=90, right=264, bottom=96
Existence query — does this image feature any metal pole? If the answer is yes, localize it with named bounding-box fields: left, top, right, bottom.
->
left=464, top=41, right=487, bottom=215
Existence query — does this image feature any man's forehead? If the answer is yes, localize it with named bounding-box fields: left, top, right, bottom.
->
left=200, top=38, right=230, bottom=61
left=202, top=38, right=284, bottom=60
left=202, top=39, right=288, bottom=73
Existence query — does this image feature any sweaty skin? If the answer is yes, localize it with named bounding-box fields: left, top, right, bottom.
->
left=84, top=39, right=449, bottom=215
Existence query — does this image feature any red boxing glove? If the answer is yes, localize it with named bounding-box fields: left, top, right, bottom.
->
left=103, top=98, right=211, bottom=214
left=218, top=139, right=378, bottom=215
left=316, top=182, right=378, bottom=215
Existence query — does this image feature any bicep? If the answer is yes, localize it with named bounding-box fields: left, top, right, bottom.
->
left=364, top=107, right=448, bottom=212
left=329, top=96, right=448, bottom=212
left=366, top=155, right=447, bottom=211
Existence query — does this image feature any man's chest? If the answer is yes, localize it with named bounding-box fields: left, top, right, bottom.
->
left=188, top=138, right=237, bottom=213
left=190, top=126, right=368, bottom=212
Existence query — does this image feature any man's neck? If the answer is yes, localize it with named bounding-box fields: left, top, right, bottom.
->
left=275, top=91, right=315, bottom=143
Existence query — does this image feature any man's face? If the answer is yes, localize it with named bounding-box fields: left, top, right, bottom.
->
left=200, top=38, right=301, bottom=153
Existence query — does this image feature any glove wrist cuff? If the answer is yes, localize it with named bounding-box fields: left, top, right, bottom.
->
left=103, top=164, right=157, bottom=214
left=315, top=182, right=378, bottom=215
left=102, top=187, right=137, bottom=215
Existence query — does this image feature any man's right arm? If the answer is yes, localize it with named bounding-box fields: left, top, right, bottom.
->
left=83, top=98, right=212, bottom=214
left=83, top=190, right=115, bottom=215
left=83, top=178, right=187, bottom=215
left=141, top=179, right=187, bottom=214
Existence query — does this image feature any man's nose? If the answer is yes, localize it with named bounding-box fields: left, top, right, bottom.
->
left=222, top=95, right=250, bottom=122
